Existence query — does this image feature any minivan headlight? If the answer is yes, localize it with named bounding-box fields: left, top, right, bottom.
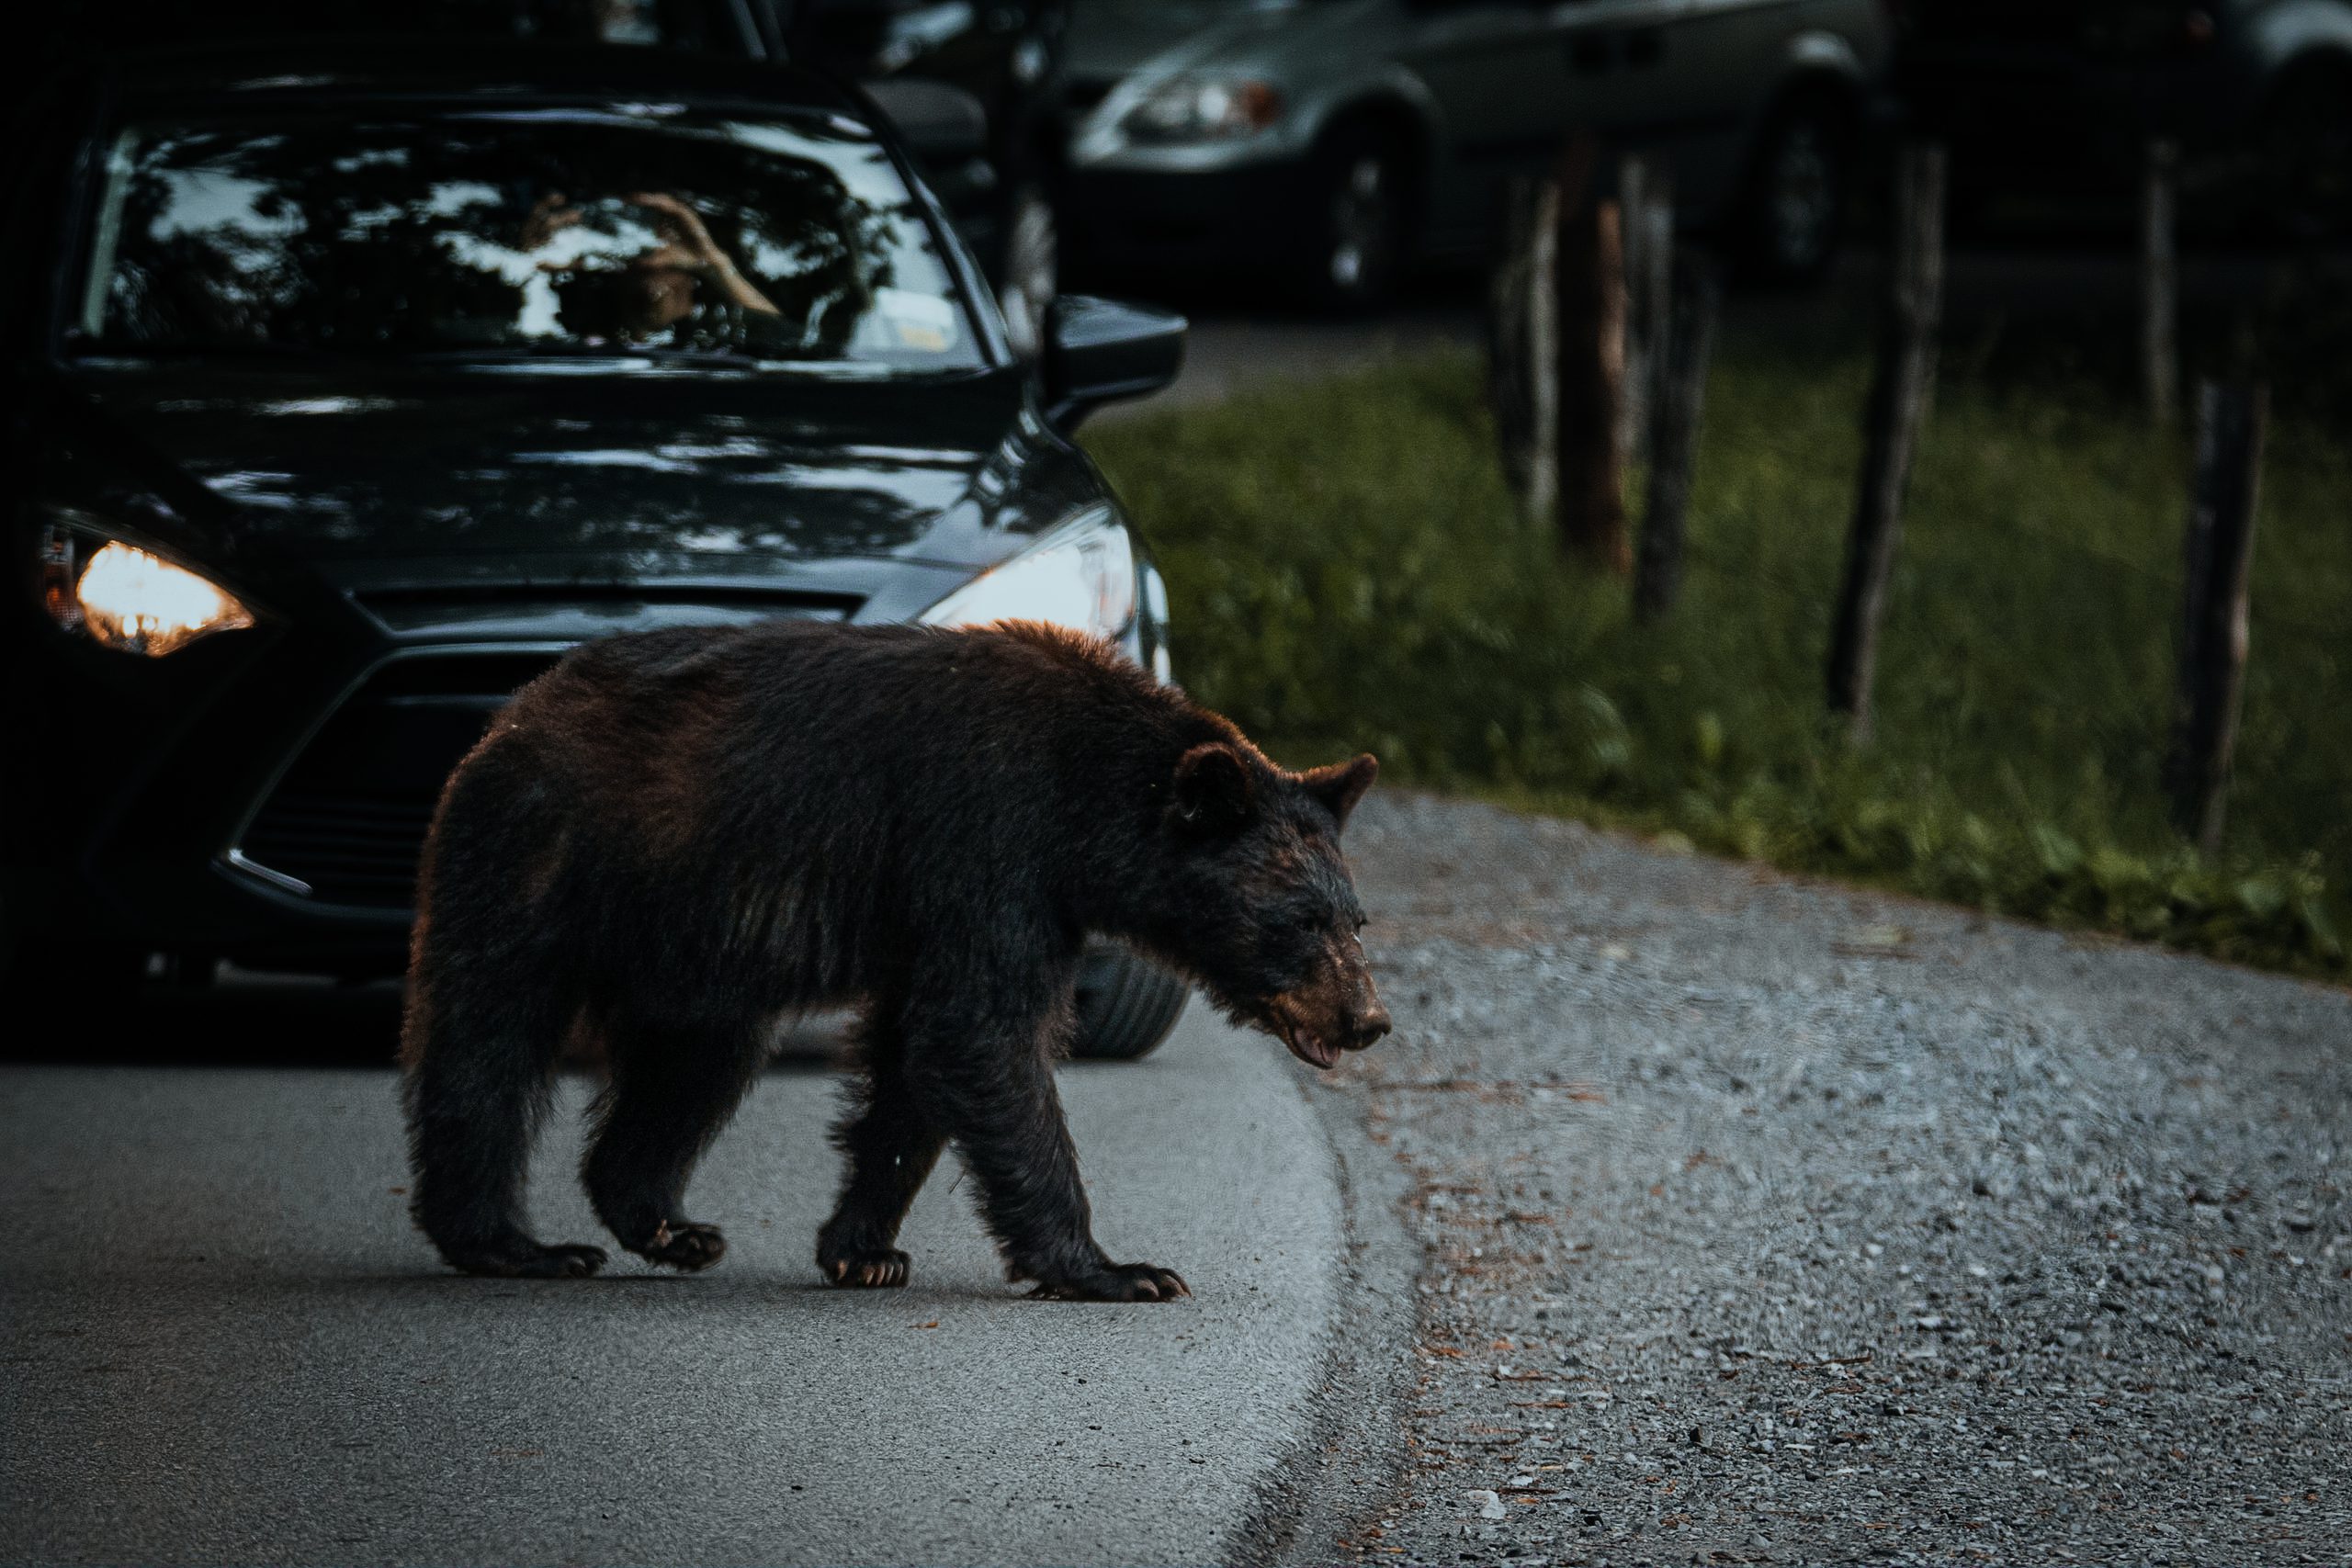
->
left=1121, top=75, right=1283, bottom=143
left=919, top=512, right=1136, bottom=641
left=40, top=518, right=255, bottom=657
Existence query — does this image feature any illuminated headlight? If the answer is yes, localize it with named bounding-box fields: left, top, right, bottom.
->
left=920, top=512, right=1137, bottom=643
left=1122, top=75, right=1283, bottom=143
left=39, top=518, right=254, bottom=657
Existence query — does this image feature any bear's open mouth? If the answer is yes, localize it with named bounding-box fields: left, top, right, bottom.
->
left=1283, top=1025, right=1340, bottom=1070
left=1265, top=1000, right=1341, bottom=1070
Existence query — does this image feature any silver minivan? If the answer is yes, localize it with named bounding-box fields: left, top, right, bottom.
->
left=1060, top=0, right=1894, bottom=304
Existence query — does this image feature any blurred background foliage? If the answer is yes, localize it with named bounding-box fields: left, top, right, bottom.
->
left=1087, top=320, right=2348, bottom=979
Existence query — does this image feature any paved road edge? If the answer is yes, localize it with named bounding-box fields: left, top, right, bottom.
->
left=1231, top=1073, right=1423, bottom=1566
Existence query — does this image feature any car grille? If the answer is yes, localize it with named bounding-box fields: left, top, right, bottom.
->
left=241, top=789, right=445, bottom=908
left=236, top=652, right=561, bottom=908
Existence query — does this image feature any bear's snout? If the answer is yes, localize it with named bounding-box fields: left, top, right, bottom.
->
left=1266, top=941, right=1390, bottom=1069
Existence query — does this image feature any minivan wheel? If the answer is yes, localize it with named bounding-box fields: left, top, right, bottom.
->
left=996, top=183, right=1060, bottom=359
left=1070, top=948, right=1189, bottom=1061
left=1739, top=96, right=1850, bottom=285
left=1298, top=125, right=1408, bottom=311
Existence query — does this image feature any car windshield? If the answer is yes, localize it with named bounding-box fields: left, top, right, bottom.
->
left=78, top=110, right=985, bottom=370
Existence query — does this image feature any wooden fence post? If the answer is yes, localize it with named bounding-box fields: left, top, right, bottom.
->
left=1616, top=153, right=1675, bottom=471
left=1556, top=148, right=1631, bottom=571
left=2165, top=380, right=2267, bottom=854
left=1488, top=170, right=1568, bottom=527
left=2141, top=138, right=2180, bottom=427
left=1826, top=141, right=1946, bottom=742
left=1633, top=249, right=1721, bottom=624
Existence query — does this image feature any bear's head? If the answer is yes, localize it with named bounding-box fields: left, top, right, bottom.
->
left=1156, top=741, right=1390, bottom=1069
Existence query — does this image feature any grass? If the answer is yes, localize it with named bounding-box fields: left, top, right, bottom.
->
left=1085, top=327, right=2350, bottom=980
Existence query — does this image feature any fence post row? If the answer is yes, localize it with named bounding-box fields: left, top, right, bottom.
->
left=2165, top=380, right=2267, bottom=855
left=1826, top=141, right=1947, bottom=743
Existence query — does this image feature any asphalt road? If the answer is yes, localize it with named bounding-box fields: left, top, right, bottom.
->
left=0, top=1001, right=1351, bottom=1567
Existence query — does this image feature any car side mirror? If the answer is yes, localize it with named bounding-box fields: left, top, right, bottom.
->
left=861, top=78, right=989, bottom=166
left=1041, top=296, right=1188, bottom=430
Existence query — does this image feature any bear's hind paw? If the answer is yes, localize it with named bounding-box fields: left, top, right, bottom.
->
left=1029, top=1261, right=1190, bottom=1303
left=445, top=1239, right=607, bottom=1279
left=637, top=1220, right=727, bottom=1272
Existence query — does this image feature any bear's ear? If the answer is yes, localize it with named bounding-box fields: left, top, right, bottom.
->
left=1299, top=752, right=1378, bottom=832
left=1170, top=742, right=1257, bottom=836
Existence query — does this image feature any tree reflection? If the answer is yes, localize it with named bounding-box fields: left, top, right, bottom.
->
left=95, top=115, right=976, bottom=368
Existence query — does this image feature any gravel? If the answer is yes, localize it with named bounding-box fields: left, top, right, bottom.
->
left=1297, top=791, right=2351, bottom=1566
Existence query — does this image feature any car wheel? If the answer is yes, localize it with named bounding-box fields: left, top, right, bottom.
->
left=2257, top=61, right=2352, bottom=240
left=1297, top=125, right=1409, bottom=312
left=1070, top=947, right=1189, bottom=1061
left=995, top=183, right=1060, bottom=360
left=1738, top=94, right=1851, bottom=286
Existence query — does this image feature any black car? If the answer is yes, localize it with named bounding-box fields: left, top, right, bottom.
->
left=3, top=42, right=1193, bottom=1058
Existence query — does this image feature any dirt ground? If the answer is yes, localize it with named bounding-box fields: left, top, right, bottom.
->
left=1309, top=791, right=2351, bottom=1566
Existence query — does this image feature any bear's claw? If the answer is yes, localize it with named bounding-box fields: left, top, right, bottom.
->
left=822, top=1247, right=912, bottom=1288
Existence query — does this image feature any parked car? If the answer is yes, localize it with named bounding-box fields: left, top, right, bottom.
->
left=1056, top=0, right=1895, bottom=306
left=1897, top=0, right=2352, bottom=239
left=1, top=41, right=1194, bottom=1059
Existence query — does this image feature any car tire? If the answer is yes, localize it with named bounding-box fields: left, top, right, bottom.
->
left=994, top=181, right=1060, bottom=360
left=1295, top=123, right=1410, bottom=312
left=1070, top=947, right=1189, bottom=1061
left=1736, top=91, right=1852, bottom=286
left=2257, top=59, right=2352, bottom=241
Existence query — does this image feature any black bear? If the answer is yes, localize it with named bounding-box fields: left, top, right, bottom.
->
left=400, top=618, right=1389, bottom=1301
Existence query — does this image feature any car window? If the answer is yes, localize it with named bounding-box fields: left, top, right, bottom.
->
left=79, top=110, right=983, bottom=370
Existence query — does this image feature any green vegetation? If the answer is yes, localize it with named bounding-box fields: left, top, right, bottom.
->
left=1086, top=335, right=2349, bottom=978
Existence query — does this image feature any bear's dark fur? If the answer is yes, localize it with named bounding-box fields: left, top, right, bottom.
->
left=399, top=618, right=1388, bottom=1300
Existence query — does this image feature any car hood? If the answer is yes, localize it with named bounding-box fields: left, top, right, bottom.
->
left=39, top=363, right=1101, bottom=581
left=1064, top=0, right=1369, bottom=81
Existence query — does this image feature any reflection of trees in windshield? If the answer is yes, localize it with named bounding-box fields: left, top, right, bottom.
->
left=96, top=118, right=975, bottom=367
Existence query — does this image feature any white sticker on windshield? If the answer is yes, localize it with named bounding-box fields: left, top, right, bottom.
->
left=875, top=287, right=958, bottom=353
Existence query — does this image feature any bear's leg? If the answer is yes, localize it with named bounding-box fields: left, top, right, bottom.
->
left=817, top=1013, right=946, bottom=1288
left=903, top=1003, right=1189, bottom=1303
left=582, top=1015, right=768, bottom=1272
left=403, top=961, right=605, bottom=1279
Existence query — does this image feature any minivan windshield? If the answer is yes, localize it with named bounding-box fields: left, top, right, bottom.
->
left=79, top=109, right=984, bottom=370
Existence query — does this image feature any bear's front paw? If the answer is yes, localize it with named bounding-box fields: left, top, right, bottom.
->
left=821, top=1247, right=912, bottom=1288
left=1029, top=1261, right=1191, bottom=1303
